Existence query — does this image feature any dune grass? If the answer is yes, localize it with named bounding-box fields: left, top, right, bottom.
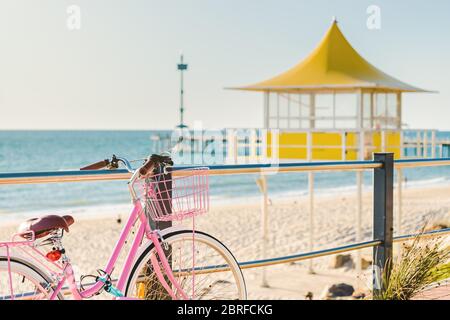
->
left=374, top=230, right=450, bottom=300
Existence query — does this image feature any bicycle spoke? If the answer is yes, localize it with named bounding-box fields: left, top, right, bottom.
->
left=127, top=232, right=244, bottom=300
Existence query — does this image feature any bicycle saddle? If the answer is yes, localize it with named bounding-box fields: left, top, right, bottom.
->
left=18, top=215, right=75, bottom=239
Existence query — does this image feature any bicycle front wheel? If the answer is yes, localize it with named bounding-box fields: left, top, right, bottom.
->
left=125, top=230, right=246, bottom=300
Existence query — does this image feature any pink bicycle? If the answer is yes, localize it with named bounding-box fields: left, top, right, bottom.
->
left=0, top=154, right=247, bottom=300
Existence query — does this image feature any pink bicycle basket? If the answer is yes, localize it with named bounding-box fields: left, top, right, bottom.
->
left=138, top=167, right=209, bottom=222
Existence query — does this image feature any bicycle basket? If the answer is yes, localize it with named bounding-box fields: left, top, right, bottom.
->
left=137, top=167, right=209, bottom=222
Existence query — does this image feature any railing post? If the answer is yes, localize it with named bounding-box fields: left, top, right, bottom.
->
left=416, top=131, right=421, bottom=158
left=307, top=131, right=315, bottom=274
left=396, top=168, right=403, bottom=256
left=431, top=130, right=436, bottom=158
left=256, top=174, right=269, bottom=288
left=423, top=131, right=428, bottom=158
left=373, top=153, right=394, bottom=298
left=308, top=171, right=315, bottom=274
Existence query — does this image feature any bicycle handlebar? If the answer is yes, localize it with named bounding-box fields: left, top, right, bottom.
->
left=80, top=159, right=110, bottom=171
left=139, top=154, right=173, bottom=177
left=138, top=157, right=154, bottom=177
left=80, top=154, right=172, bottom=177
left=114, top=156, right=134, bottom=173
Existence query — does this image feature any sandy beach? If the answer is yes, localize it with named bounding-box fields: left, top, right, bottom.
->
left=0, top=184, right=449, bottom=299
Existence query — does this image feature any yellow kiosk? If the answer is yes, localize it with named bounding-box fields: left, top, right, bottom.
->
left=230, top=18, right=429, bottom=161
left=228, top=19, right=433, bottom=277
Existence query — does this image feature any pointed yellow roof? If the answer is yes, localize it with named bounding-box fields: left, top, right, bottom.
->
left=231, top=20, right=427, bottom=93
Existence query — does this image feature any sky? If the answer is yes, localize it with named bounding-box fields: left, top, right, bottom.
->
left=0, top=0, right=449, bottom=130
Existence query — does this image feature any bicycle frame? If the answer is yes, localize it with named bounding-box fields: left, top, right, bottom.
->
left=2, top=169, right=189, bottom=300
left=1, top=157, right=193, bottom=300
left=47, top=199, right=187, bottom=300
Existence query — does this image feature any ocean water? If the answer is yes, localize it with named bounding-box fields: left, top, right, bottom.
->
left=0, top=130, right=449, bottom=223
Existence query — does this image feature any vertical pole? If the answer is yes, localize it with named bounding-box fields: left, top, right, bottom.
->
left=308, top=171, right=315, bottom=274
left=359, top=131, right=366, bottom=160
left=332, top=91, right=336, bottom=129
left=356, top=171, right=363, bottom=274
left=396, top=93, right=402, bottom=130
left=423, top=131, right=428, bottom=158
left=264, top=92, right=270, bottom=129
left=307, top=131, right=315, bottom=274
left=400, top=130, right=404, bottom=158
left=256, top=174, right=269, bottom=287
left=250, top=130, right=257, bottom=161
left=307, top=131, right=313, bottom=162
left=271, top=129, right=279, bottom=163
left=397, top=168, right=403, bottom=242
left=384, top=93, right=388, bottom=128
left=233, top=130, right=238, bottom=164
left=341, top=132, right=347, bottom=161
left=431, top=131, right=436, bottom=158
left=287, top=94, right=291, bottom=129
left=226, top=130, right=232, bottom=163
left=355, top=89, right=364, bottom=279
left=180, top=60, right=184, bottom=127
left=373, top=153, right=394, bottom=298
left=226, top=129, right=238, bottom=164
left=177, top=54, right=188, bottom=128
left=381, top=131, right=386, bottom=152
left=276, top=94, right=280, bottom=129
left=370, top=92, right=375, bottom=129
left=309, top=93, right=316, bottom=129
left=416, top=131, right=421, bottom=158
left=298, top=94, right=302, bottom=129
left=357, top=89, right=363, bottom=131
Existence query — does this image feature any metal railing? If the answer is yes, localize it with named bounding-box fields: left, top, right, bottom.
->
left=1, top=155, right=449, bottom=298
left=1, top=158, right=449, bottom=185
left=0, top=160, right=383, bottom=185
